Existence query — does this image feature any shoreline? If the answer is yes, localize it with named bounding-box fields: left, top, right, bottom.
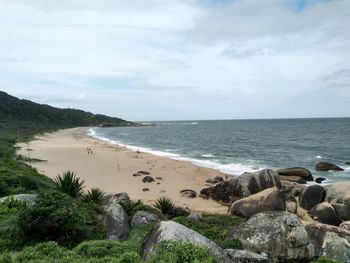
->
left=17, top=127, right=230, bottom=214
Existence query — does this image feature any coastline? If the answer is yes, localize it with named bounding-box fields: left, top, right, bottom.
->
left=17, top=127, right=230, bottom=214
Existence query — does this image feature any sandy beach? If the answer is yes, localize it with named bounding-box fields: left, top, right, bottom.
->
left=17, top=127, right=230, bottom=214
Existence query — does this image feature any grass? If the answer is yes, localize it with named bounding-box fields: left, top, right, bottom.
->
left=83, top=188, right=105, bottom=205
left=54, top=171, right=85, bottom=198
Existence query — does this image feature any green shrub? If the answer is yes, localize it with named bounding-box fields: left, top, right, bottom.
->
left=154, top=196, right=175, bottom=215
left=119, top=200, right=162, bottom=222
left=0, top=252, right=13, bottom=263
left=54, top=171, right=85, bottom=198
left=147, top=241, right=213, bottom=263
left=17, top=190, right=105, bottom=247
left=83, top=188, right=105, bottom=204
left=74, top=240, right=136, bottom=258
left=172, top=214, right=243, bottom=249
left=0, top=204, right=22, bottom=251
left=310, top=257, right=340, bottom=263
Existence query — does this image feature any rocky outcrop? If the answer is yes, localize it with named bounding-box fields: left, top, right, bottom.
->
left=315, top=162, right=344, bottom=171
left=230, top=188, right=286, bottom=218
left=276, top=167, right=313, bottom=182
left=131, top=211, right=159, bottom=228
left=0, top=194, right=37, bottom=205
left=305, top=223, right=350, bottom=263
left=230, top=211, right=315, bottom=262
left=141, top=220, right=225, bottom=261
left=142, top=176, right=155, bottom=183
left=299, top=184, right=325, bottom=210
left=102, top=192, right=130, bottom=204
left=324, top=182, right=350, bottom=207
left=180, top=189, right=197, bottom=198
left=103, top=203, right=129, bottom=240
left=224, top=249, right=271, bottom=263
left=309, top=202, right=341, bottom=226
left=200, top=169, right=281, bottom=205
left=205, top=176, right=224, bottom=184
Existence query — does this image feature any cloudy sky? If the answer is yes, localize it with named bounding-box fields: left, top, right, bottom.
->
left=0, top=0, right=349, bottom=121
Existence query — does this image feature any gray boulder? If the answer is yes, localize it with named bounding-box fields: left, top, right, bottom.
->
left=230, top=188, right=286, bottom=218
left=141, top=220, right=225, bottom=260
left=299, top=184, right=325, bottom=210
left=309, top=202, right=341, bottom=226
left=339, top=221, right=350, bottom=231
left=131, top=211, right=159, bottom=228
left=0, top=194, right=37, bottom=205
left=324, top=182, right=350, bottom=207
left=332, top=203, right=350, bottom=221
left=142, top=176, right=155, bottom=183
left=103, top=203, right=129, bottom=240
left=102, top=192, right=130, bottom=205
left=200, top=169, right=281, bottom=205
left=276, top=167, right=313, bottom=182
left=315, top=162, right=344, bottom=171
left=206, top=176, right=224, bottom=184
left=224, top=249, right=271, bottom=263
left=230, top=211, right=315, bottom=262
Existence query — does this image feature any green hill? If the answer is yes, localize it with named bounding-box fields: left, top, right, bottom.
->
left=0, top=91, right=134, bottom=139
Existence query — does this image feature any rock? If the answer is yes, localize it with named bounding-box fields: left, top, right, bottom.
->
left=224, top=249, right=271, bottom=263
left=131, top=211, right=159, bottom=228
left=200, top=169, right=281, bottom=205
left=230, top=188, right=286, bottom=218
left=180, top=189, right=197, bottom=198
left=114, top=192, right=130, bottom=202
left=324, top=182, right=350, bottom=207
left=315, top=162, right=344, bottom=171
left=133, top=173, right=142, bottom=177
left=299, top=184, right=325, bottom=210
left=276, top=167, right=314, bottom=181
left=205, top=176, right=224, bottom=184
left=315, top=177, right=326, bottom=184
left=187, top=214, right=201, bottom=222
left=305, top=222, right=350, bottom=263
left=142, top=188, right=150, bottom=192
left=141, top=220, right=225, bottom=261
left=280, top=180, right=306, bottom=198
left=142, top=176, right=155, bottom=183
left=339, top=221, right=350, bottom=231
left=346, top=161, right=350, bottom=165
left=278, top=175, right=307, bottom=184
left=102, top=192, right=130, bottom=205
left=230, top=211, right=315, bottom=262
left=138, top=171, right=151, bottom=175
left=332, top=203, right=350, bottom=221
left=0, top=194, right=37, bottom=205
left=103, top=203, right=129, bottom=240
left=309, top=202, right=341, bottom=226
left=155, top=177, right=162, bottom=180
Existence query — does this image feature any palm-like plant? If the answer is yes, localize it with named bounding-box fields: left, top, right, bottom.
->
left=154, top=196, right=175, bottom=215
left=83, top=187, right=105, bottom=204
left=54, top=171, right=85, bottom=198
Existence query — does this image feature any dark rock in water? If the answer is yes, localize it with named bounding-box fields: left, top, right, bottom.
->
left=230, top=211, right=315, bottom=262
left=276, top=167, right=314, bottom=181
left=138, top=170, right=151, bottom=175
left=205, top=176, right=224, bottom=184
left=180, top=189, right=197, bottom=198
left=305, top=222, right=350, bottom=263
left=133, top=173, right=142, bottom=177
left=299, top=184, right=325, bottom=210
left=324, top=182, right=350, bottom=207
left=142, top=188, right=150, bottom=192
left=315, top=177, right=327, bottom=184
left=131, top=211, right=159, bottom=228
left=309, top=202, right=341, bottom=226
left=230, top=188, right=286, bottom=218
left=200, top=169, right=281, bottom=205
left=315, top=162, right=344, bottom=171
left=142, top=176, right=155, bottom=183
left=346, top=161, right=350, bottom=165
left=332, top=203, right=350, bottom=221
left=224, top=249, right=270, bottom=263
left=102, top=203, right=129, bottom=240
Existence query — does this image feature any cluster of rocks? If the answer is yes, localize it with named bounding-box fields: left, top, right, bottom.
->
left=132, top=170, right=163, bottom=186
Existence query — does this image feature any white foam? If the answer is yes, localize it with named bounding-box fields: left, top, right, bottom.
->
left=87, top=128, right=259, bottom=176
left=201, top=153, right=215, bottom=158
left=315, top=155, right=323, bottom=159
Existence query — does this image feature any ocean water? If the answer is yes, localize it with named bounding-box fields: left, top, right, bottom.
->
left=88, top=118, right=350, bottom=183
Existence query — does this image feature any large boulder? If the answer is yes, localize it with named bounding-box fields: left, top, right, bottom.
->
left=200, top=169, right=281, bottom=205
left=0, top=194, right=37, bottom=205
left=141, top=220, right=225, bottom=261
left=309, top=202, right=341, bottom=226
left=299, top=184, right=325, bottom=210
left=332, top=203, right=350, bottom=222
left=305, top=223, right=350, bottom=263
left=324, top=182, right=350, bottom=207
left=103, top=203, right=129, bottom=240
left=102, top=192, right=130, bottom=205
left=339, top=221, right=350, bottom=231
left=230, top=188, right=286, bottom=218
left=224, top=249, right=271, bottom=263
left=131, top=211, right=159, bottom=228
left=280, top=180, right=306, bottom=198
left=315, top=162, right=344, bottom=171
left=230, top=211, right=315, bottom=262
left=276, top=167, right=313, bottom=182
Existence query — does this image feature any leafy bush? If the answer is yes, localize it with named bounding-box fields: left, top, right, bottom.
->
left=83, top=188, right=105, bottom=204
left=0, top=203, right=22, bottom=251
left=17, top=190, right=105, bottom=247
left=147, top=241, right=213, bottom=263
left=172, top=214, right=243, bottom=249
left=74, top=240, right=136, bottom=258
left=154, top=196, right=175, bottom=215
left=54, top=171, right=85, bottom=198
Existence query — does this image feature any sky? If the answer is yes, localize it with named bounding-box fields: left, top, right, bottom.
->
left=0, top=0, right=349, bottom=121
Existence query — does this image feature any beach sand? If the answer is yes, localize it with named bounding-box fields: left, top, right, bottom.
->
left=17, top=127, right=230, bottom=214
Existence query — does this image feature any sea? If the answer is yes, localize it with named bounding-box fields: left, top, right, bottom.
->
left=88, top=118, right=350, bottom=183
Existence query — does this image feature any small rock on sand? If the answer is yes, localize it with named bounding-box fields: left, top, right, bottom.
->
left=142, top=176, right=155, bottom=183
left=133, top=173, right=142, bottom=177
left=138, top=171, right=151, bottom=175
left=180, top=189, right=197, bottom=198
left=142, top=188, right=150, bottom=192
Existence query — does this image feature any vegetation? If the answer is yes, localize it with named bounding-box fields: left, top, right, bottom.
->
left=54, top=171, right=85, bottom=198
left=119, top=200, right=163, bottom=222
left=172, top=214, right=243, bottom=249
left=83, top=188, right=105, bottom=204
left=310, top=258, right=340, bottom=263
left=154, top=196, right=189, bottom=218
